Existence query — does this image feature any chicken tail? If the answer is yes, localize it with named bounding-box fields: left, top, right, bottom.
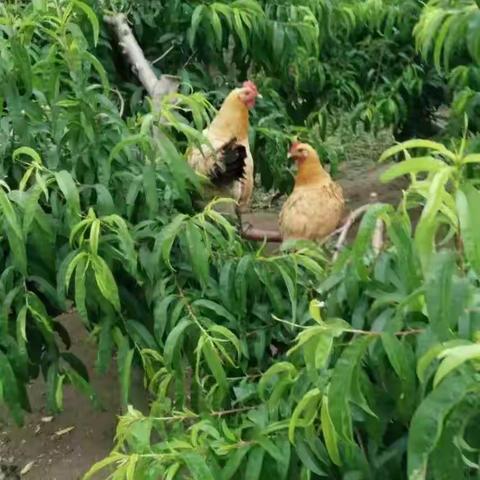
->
left=209, top=138, right=247, bottom=187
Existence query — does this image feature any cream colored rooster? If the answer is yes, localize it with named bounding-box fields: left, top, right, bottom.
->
left=187, top=81, right=260, bottom=214
left=279, top=142, right=344, bottom=241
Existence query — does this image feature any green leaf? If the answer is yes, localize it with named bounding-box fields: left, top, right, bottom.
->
left=381, top=333, right=405, bottom=378
left=321, top=395, right=341, bottom=466
left=164, top=318, right=194, bottom=366
left=115, top=331, right=134, bottom=409
left=74, top=256, right=89, bottom=325
left=0, top=351, right=24, bottom=425
left=0, top=189, right=27, bottom=275
left=467, top=11, right=480, bottom=64
left=202, top=339, right=228, bottom=396
left=185, top=222, right=209, bottom=289
left=276, top=263, right=297, bottom=322
left=379, top=140, right=455, bottom=163
left=456, top=183, right=480, bottom=276
left=380, top=157, right=446, bottom=183
left=153, top=294, right=177, bottom=343
left=352, top=203, right=391, bottom=279
left=13, top=146, right=42, bottom=165
left=209, top=9, right=223, bottom=49
left=245, top=446, right=265, bottom=480
left=66, top=367, right=100, bottom=409
left=189, top=5, right=205, bottom=47
left=415, top=168, right=453, bottom=273
left=126, top=320, right=158, bottom=350
left=83, top=453, right=125, bottom=480
left=158, top=214, right=186, bottom=270
left=91, top=255, right=121, bottom=312
left=193, top=299, right=236, bottom=324
left=23, top=184, right=44, bottom=236
left=208, top=325, right=240, bottom=359
left=221, top=446, right=251, bottom=480
left=235, top=255, right=251, bottom=315
left=294, top=437, right=327, bottom=476
left=272, top=21, right=285, bottom=62
left=182, top=452, right=215, bottom=480
left=96, top=317, right=113, bottom=375
left=73, top=0, right=100, bottom=45
left=288, top=388, right=321, bottom=443
left=434, top=344, right=480, bottom=387
left=55, top=171, right=81, bottom=226
left=417, top=340, right=469, bottom=384
left=143, top=164, right=159, bottom=218
left=89, top=219, right=101, bottom=255
left=425, top=251, right=457, bottom=340
left=83, top=51, right=110, bottom=93
left=258, top=362, right=297, bottom=400
left=407, top=373, right=475, bottom=480
left=329, top=336, right=374, bottom=441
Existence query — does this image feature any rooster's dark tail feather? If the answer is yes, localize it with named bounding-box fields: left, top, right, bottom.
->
left=209, top=138, right=247, bottom=187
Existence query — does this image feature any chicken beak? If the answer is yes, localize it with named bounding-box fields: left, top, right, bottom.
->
left=257, top=93, right=263, bottom=99
left=287, top=152, right=293, bottom=159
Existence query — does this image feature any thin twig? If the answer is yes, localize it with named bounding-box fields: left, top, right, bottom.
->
left=183, top=50, right=197, bottom=69
left=347, top=328, right=425, bottom=337
left=152, top=44, right=175, bottom=65
left=150, top=405, right=256, bottom=423
left=111, top=87, right=125, bottom=117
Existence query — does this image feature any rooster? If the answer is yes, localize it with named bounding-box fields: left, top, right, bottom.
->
left=187, top=81, right=260, bottom=215
left=279, top=142, right=344, bottom=241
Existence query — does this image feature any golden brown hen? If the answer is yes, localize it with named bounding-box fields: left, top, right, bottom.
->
left=187, top=81, right=260, bottom=213
left=279, top=142, right=344, bottom=241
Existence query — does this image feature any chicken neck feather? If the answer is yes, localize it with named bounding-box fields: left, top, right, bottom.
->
left=208, top=89, right=249, bottom=141
left=294, top=155, right=331, bottom=188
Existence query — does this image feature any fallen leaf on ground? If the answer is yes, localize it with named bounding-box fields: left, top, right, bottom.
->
left=21, top=461, right=34, bottom=475
left=54, top=426, right=75, bottom=437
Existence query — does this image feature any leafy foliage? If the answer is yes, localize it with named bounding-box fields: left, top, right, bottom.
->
left=86, top=136, right=480, bottom=479
left=100, top=0, right=448, bottom=190
left=3, top=1, right=480, bottom=480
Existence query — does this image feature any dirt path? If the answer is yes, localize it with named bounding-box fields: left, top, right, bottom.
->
left=0, top=314, right=148, bottom=480
left=0, top=158, right=406, bottom=480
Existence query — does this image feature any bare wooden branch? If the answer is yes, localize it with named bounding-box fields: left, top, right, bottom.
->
left=372, top=218, right=384, bottom=256
left=104, top=13, right=180, bottom=107
left=332, top=205, right=370, bottom=260
left=331, top=192, right=382, bottom=261
left=240, top=225, right=283, bottom=243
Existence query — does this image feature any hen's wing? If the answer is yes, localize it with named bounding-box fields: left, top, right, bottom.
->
left=279, top=182, right=344, bottom=241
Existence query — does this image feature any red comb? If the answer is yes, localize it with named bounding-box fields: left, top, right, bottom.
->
left=290, top=140, right=301, bottom=152
left=242, top=80, right=257, bottom=93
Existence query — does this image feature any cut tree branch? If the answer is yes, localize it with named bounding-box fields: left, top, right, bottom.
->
left=332, top=204, right=370, bottom=261
left=240, top=224, right=283, bottom=243
left=104, top=13, right=180, bottom=109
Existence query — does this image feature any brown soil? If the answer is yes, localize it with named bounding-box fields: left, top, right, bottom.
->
left=0, top=158, right=406, bottom=480
left=0, top=314, right=148, bottom=480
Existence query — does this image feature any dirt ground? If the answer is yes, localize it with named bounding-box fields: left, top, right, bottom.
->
left=0, top=315, right=148, bottom=480
left=0, top=150, right=407, bottom=479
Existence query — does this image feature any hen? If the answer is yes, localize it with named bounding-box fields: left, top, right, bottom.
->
left=279, top=142, right=344, bottom=241
left=187, top=81, right=260, bottom=214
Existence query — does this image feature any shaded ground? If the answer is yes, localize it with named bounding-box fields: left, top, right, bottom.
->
left=0, top=134, right=407, bottom=479
left=0, top=315, right=148, bottom=480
